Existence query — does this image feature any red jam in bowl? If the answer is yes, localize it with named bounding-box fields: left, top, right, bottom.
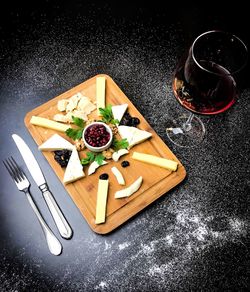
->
left=84, top=124, right=111, bottom=148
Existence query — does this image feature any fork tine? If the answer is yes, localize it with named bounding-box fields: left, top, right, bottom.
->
left=3, top=157, right=22, bottom=182
left=3, top=159, right=16, bottom=180
left=10, top=156, right=25, bottom=180
left=8, top=157, right=23, bottom=182
left=6, top=158, right=21, bottom=182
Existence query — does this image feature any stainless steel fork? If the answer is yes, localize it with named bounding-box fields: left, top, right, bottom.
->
left=3, top=157, right=62, bottom=256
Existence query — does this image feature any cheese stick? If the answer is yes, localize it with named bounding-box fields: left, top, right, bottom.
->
left=95, top=176, right=109, bottom=224
left=30, top=116, right=71, bottom=132
left=132, top=152, right=178, bottom=171
left=96, top=76, right=106, bottom=115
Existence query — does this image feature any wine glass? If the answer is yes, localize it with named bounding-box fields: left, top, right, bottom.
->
left=166, top=30, right=248, bottom=148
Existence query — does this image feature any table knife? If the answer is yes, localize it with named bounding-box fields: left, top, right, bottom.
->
left=12, top=134, right=73, bottom=239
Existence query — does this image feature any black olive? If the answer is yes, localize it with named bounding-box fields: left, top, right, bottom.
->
left=99, top=173, right=109, bottom=180
left=121, top=161, right=130, bottom=167
left=130, top=117, right=140, bottom=126
left=54, top=150, right=72, bottom=167
left=120, top=111, right=140, bottom=127
left=120, top=112, right=132, bottom=125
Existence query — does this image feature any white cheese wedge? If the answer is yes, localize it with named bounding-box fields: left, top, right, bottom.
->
left=132, top=152, right=178, bottom=171
left=115, top=176, right=143, bottom=199
left=95, top=178, right=109, bottom=224
left=96, top=76, right=106, bottom=114
left=118, top=126, right=152, bottom=149
left=111, top=167, right=125, bottom=185
left=30, top=116, right=71, bottom=132
left=112, top=149, right=129, bottom=162
left=63, top=147, right=85, bottom=184
left=111, top=104, right=128, bottom=123
left=39, top=134, right=74, bottom=151
left=88, top=160, right=108, bottom=175
left=57, top=99, right=69, bottom=112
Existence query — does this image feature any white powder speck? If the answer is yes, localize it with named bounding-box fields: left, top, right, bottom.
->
left=118, top=242, right=130, bottom=250
left=148, top=265, right=164, bottom=276
left=211, top=231, right=220, bottom=238
left=229, top=218, right=245, bottom=233
left=141, top=243, right=155, bottom=255
left=186, top=243, right=192, bottom=252
left=164, top=235, right=173, bottom=245
left=190, top=216, right=199, bottom=223
left=193, top=226, right=209, bottom=241
left=104, top=240, right=111, bottom=250
left=176, top=213, right=186, bottom=224
left=95, top=281, right=108, bottom=290
left=148, top=263, right=173, bottom=277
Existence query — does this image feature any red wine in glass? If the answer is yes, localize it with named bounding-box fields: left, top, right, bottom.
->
left=173, top=60, right=237, bottom=115
left=166, top=30, right=248, bottom=148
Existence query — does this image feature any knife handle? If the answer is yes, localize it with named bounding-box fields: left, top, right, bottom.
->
left=40, top=184, right=73, bottom=239
left=25, top=191, right=62, bottom=256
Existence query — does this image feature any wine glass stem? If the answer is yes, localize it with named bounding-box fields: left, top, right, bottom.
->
left=182, top=113, right=194, bottom=132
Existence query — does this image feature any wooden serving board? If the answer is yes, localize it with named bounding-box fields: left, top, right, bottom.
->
left=24, top=74, right=186, bottom=234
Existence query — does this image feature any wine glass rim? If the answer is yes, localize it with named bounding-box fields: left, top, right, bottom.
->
left=191, top=30, right=248, bottom=76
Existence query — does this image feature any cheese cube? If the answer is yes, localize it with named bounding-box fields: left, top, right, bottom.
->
left=57, top=99, right=69, bottom=112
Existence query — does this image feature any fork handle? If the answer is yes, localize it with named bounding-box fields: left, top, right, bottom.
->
left=40, top=184, right=73, bottom=239
left=25, top=191, right=62, bottom=256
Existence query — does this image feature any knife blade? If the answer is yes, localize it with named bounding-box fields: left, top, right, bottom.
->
left=12, top=134, right=73, bottom=239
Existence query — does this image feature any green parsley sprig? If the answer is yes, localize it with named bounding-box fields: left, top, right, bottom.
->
left=95, top=153, right=105, bottom=165
left=81, top=152, right=105, bottom=166
left=112, top=137, right=129, bottom=151
left=80, top=152, right=95, bottom=165
left=99, top=104, right=119, bottom=125
left=65, top=116, right=85, bottom=140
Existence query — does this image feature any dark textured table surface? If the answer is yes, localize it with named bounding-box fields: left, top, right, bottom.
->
left=0, top=1, right=249, bottom=291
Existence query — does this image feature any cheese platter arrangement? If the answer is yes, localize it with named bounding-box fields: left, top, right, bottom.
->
left=25, top=74, right=186, bottom=234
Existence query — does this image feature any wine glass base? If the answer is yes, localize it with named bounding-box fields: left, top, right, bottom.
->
left=166, top=114, right=205, bottom=148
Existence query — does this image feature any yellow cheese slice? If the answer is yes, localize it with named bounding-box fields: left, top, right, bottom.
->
left=132, top=152, right=178, bottom=171
left=96, top=76, right=106, bottom=115
left=30, top=116, right=71, bottom=132
left=95, top=179, right=109, bottom=224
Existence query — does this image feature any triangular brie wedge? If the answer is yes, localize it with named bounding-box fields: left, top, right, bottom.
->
left=39, top=134, right=74, bottom=151
left=111, top=104, right=128, bottom=123
left=63, top=147, right=85, bottom=184
left=118, top=126, right=152, bottom=149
